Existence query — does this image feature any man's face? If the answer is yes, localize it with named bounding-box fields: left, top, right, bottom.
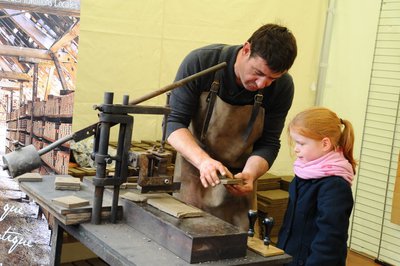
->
left=235, top=42, right=286, bottom=91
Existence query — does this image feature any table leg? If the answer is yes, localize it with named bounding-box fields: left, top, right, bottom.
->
left=50, top=219, right=64, bottom=266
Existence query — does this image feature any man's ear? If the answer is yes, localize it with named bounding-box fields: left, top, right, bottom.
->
left=322, top=137, right=333, bottom=151
left=242, top=42, right=251, bottom=56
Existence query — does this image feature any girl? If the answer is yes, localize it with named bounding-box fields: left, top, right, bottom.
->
left=277, top=107, right=356, bottom=266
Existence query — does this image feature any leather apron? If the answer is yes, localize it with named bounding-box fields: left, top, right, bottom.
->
left=174, top=61, right=265, bottom=230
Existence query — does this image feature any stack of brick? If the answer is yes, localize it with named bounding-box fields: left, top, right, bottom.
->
left=45, top=95, right=61, bottom=117
left=44, top=121, right=58, bottom=141
left=58, top=123, right=72, bottom=140
left=54, top=150, right=70, bottom=174
left=33, top=120, right=44, bottom=137
left=60, top=92, right=74, bottom=117
left=41, top=143, right=55, bottom=169
left=33, top=100, right=46, bottom=117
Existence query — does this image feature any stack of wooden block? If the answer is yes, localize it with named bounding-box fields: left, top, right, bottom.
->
left=256, top=173, right=293, bottom=238
left=257, top=189, right=289, bottom=237
left=68, top=166, right=97, bottom=180
left=55, top=176, right=81, bottom=191
left=279, top=175, right=294, bottom=191
left=257, top=173, right=281, bottom=191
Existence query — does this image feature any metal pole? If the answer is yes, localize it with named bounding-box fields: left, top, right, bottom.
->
left=129, top=62, right=226, bottom=105
left=92, top=92, right=113, bottom=224
left=315, top=0, right=336, bottom=106
left=110, top=95, right=130, bottom=223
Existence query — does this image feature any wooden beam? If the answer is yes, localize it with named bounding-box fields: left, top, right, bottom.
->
left=0, top=45, right=51, bottom=60
left=18, top=56, right=53, bottom=65
left=0, top=57, right=12, bottom=71
left=0, top=1, right=80, bottom=17
left=4, top=9, right=55, bottom=49
left=0, top=71, right=32, bottom=81
left=51, top=52, right=68, bottom=90
left=50, top=21, right=80, bottom=52
left=1, top=87, right=21, bottom=91
left=0, top=80, right=20, bottom=88
left=44, top=66, right=55, bottom=100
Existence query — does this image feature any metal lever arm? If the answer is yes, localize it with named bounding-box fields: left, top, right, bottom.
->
left=129, top=62, right=227, bottom=105
left=38, top=123, right=99, bottom=156
left=2, top=123, right=100, bottom=178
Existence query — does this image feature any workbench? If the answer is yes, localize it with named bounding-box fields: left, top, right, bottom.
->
left=19, top=176, right=292, bottom=266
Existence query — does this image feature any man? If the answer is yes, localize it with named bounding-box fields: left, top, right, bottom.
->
left=166, top=23, right=297, bottom=229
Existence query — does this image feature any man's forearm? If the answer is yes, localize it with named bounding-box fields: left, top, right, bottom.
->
left=167, top=128, right=210, bottom=169
left=242, top=155, right=269, bottom=183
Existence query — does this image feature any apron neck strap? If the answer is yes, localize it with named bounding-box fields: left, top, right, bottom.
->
left=200, top=46, right=229, bottom=142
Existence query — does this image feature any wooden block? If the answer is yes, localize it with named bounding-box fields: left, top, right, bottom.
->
left=247, top=237, right=284, bottom=257
left=16, top=173, right=43, bottom=182
left=52, top=195, right=90, bottom=209
left=220, top=177, right=243, bottom=185
left=55, top=176, right=81, bottom=185
left=258, top=173, right=281, bottom=182
left=147, top=196, right=204, bottom=218
left=257, top=190, right=289, bottom=204
left=280, top=175, right=294, bottom=183
left=120, top=182, right=137, bottom=189
left=120, top=191, right=149, bottom=202
left=126, top=176, right=138, bottom=183
left=120, top=191, right=168, bottom=202
left=55, top=186, right=81, bottom=191
left=76, top=167, right=96, bottom=176
left=55, top=176, right=81, bottom=191
left=68, top=167, right=86, bottom=178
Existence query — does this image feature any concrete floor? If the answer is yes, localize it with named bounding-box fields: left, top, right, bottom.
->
left=0, top=122, right=51, bottom=265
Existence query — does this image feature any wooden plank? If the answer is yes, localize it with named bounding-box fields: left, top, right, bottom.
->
left=147, top=195, right=204, bottom=218
left=50, top=21, right=80, bottom=52
left=52, top=195, right=89, bottom=209
left=220, top=177, right=243, bottom=185
left=247, top=237, right=284, bottom=257
left=16, top=172, right=43, bottom=182
left=0, top=71, right=32, bottom=81
left=55, top=176, right=81, bottom=190
left=0, top=44, right=51, bottom=60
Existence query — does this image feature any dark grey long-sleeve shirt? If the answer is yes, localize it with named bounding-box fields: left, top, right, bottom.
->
left=166, top=44, right=294, bottom=167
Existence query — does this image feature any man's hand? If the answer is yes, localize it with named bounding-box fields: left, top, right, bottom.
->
left=225, top=155, right=269, bottom=196
left=225, top=172, right=255, bottom=196
left=199, top=158, right=233, bottom=188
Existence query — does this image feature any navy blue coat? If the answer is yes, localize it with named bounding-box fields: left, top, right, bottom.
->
left=277, top=175, right=353, bottom=266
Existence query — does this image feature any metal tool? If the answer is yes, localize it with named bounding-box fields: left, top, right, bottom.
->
left=1, top=62, right=227, bottom=225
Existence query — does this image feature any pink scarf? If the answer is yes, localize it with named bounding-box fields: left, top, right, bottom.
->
left=294, top=151, right=354, bottom=185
